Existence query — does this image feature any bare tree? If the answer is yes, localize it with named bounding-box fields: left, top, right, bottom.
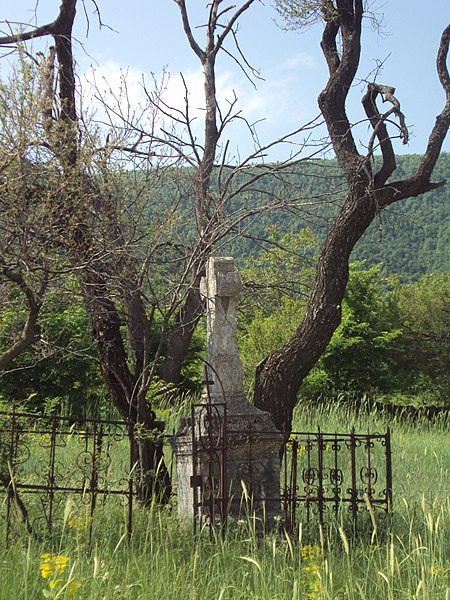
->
left=0, top=0, right=319, bottom=500
left=83, top=0, right=323, bottom=388
left=253, top=1, right=450, bottom=432
left=153, top=0, right=324, bottom=383
left=0, top=1, right=172, bottom=501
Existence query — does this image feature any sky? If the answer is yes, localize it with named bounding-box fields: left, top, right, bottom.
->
left=1, top=1, right=450, bottom=162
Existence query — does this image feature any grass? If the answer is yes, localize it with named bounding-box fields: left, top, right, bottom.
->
left=1, top=404, right=449, bottom=599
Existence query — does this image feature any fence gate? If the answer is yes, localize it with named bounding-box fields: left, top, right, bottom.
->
left=190, top=398, right=228, bottom=532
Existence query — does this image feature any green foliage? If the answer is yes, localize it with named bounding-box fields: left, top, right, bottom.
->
left=239, top=227, right=316, bottom=392
left=350, top=155, right=450, bottom=280
left=0, top=281, right=107, bottom=417
left=304, top=269, right=450, bottom=406
left=309, top=264, right=402, bottom=399
left=224, top=154, right=450, bottom=282
left=274, top=0, right=326, bottom=30
left=239, top=248, right=449, bottom=407
left=239, top=226, right=316, bottom=318
left=383, top=273, right=450, bottom=405
left=240, top=257, right=401, bottom=400
left=240, top=297, right=304, bottom=394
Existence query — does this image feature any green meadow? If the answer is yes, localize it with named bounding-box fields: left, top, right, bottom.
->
left=1, top=403, right=448, bottom=600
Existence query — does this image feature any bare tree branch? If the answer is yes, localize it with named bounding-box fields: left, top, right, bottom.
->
left=0, top=267, right=48, bottom=370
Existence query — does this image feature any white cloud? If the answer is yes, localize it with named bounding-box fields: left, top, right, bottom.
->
left=281, top=52, right=316, bottom=70
left=77, top=56, right=316, bottom=161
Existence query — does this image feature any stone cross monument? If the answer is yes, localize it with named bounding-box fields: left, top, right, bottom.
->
left=200, top=256, right=247, bottom=410
left=172, top=257, right=282, bottom=526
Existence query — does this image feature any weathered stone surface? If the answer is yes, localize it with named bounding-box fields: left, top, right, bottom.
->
left=200, top=257, right=246, bottom=410
left=172, top=257, right=282, bottom=525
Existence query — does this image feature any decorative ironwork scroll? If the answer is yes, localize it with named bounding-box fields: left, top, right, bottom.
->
left=0, top=409, right=138, bottom=547
left=282, top=427, right=393, bottom=533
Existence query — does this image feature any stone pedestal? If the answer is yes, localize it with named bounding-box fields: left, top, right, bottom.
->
left=172, top=257, right=282, bottom=526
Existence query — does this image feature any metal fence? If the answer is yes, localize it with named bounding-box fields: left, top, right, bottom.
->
left=282, top=428, right=392, bottom=532
left=189, top=400, right=392, bottom=534
left=1, top=406, right=392, bottom=543
left=0, top=408, right=136, bottom=547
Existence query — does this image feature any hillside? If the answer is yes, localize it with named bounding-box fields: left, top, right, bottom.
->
left=223, top=153, right=450, bottom=280
left=351, top=154, right=450, bottom=278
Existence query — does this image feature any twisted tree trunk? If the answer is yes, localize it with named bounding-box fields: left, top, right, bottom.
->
left=253, top=3, right=450, bottom=433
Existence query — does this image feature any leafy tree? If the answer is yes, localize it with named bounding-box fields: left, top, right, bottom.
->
left=240, top=226, right=317, bottom=317
left=305, top=264, right=401, bottom=400
left=384, top=273, right=450, bottom=405
left=238, top=227, right=316, bottom=391
left=0, top=50, right=53, bottom=370
left=240, top=258, right=406, bottom=404
left=0, top=5, right=172, bottom=501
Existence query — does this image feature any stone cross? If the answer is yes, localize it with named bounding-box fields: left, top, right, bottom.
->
left=172, top=256, right=282, bottom=524
left=200, top=257, right=247, bottom=411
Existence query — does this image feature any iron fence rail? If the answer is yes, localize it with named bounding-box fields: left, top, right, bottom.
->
left=1, top=406, right=392, bottom=543
left=0, top=408, right=136, bottom=547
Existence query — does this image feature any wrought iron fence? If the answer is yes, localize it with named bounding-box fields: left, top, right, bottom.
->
left=1, top=406, right=392, bottom=543
left=282, top=428, right=392, bottom=532
left=189, top=400, right=392, bottom=534
left=0, top=408, right=136, bottom=547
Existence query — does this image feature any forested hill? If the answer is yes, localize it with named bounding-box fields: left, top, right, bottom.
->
left=223, top=153, right=450, bottom=281
left=351, top=154, right=450, bottom=279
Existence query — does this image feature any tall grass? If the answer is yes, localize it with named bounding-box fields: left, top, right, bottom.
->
left=1, top=403, right=448, bottom=599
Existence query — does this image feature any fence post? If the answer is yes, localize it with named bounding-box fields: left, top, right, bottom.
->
left=128, top=421, right=134, bottom=542
left=349, top=427, right=358, bottom=532
left=385, top=427, right=393, bottom=511
left=317, top=428, right=324, bottom=530
left=47, top=417, right=58, bottom=535
left=290, top=436, right=298, bottom=530
left=333, top=433, right=340, bottom=515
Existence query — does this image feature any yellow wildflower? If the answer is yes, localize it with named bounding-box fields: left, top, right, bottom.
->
left=67, top=581, right=81, bottom=597
left=68, top=515, right=92, bottom=531
left=301, top=545, right=322, bottom=561
left=53, top=555, right=70, bottom=574
left=39, top=562, right=53, bottom=579
left=301, top=545, right=323, bottom=600
left=39, top=554, right=70, bottom=580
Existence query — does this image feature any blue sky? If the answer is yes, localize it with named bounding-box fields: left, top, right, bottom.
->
left=2, top=1, right=450, bottom=162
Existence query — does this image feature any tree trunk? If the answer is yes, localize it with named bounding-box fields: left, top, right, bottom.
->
left=253, top=6, right=450, bottom=434
left=160, top=282, right=204, bottom=385
left=79, top=269, right=171, bottom=503
left=253, top=178, right=376, bottom=432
